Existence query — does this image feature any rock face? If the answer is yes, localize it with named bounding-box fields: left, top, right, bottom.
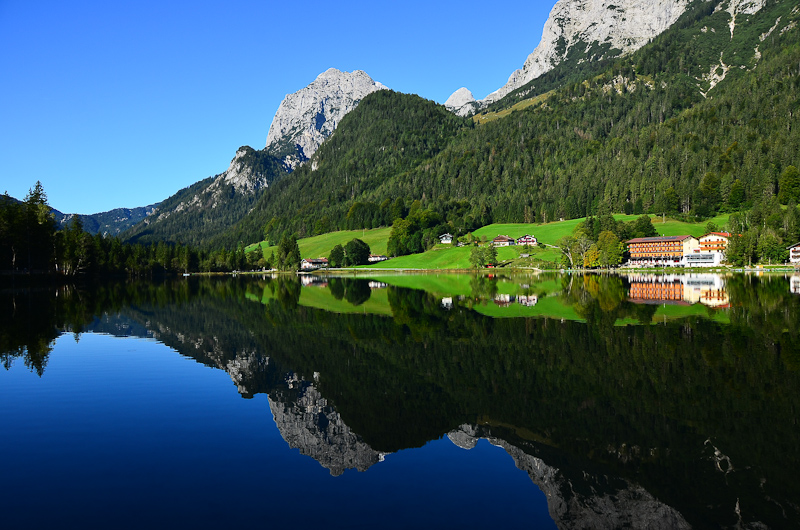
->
left=444, top=87, right=479, bottom=117
left=447, top=424, right=691, bottom=529
left=450, top=0, right=691, bottom=112
left=147, top=146, right=275, bottom=223
left=122, top=145, right=285, bottom=246
left=723, top=0, right=767, bottom=37
left=269, top=382, right=386, bottom=476
left=265, top=68, right=388, bottom=169
left=208, top=146, right=272, bottom=196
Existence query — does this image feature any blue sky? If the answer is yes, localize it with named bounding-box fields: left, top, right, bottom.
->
left=0, top=0, right=556, bottom=214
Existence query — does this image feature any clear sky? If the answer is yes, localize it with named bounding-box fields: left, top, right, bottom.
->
left=0, top=0, right=556, bottom=214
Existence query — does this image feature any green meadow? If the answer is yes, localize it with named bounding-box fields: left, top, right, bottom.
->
left=247, top=227, right=392, bottom=260
left=247, top=213, right=732, bottom=270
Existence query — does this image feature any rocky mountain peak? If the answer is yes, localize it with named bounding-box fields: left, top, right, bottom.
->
left=444, top=87, right=478, bottom=117
left=451, top=0, right=692, bottom=113
left=216, top=146, right=271, bottom=194
left=265, top=68, right=388, bottom=169
left=484, top=0, right=691, bottom=105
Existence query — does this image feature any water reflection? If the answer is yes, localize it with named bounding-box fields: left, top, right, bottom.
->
left=623, top=273, right=729, bottom=308
left=2, top=273, right=800, bottom=528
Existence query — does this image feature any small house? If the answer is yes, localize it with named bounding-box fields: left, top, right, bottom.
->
left=492, top=235, right=516, bottom=247
left=439, top=233, right=453, bottom=245
left=301, top=258, right=329, bottom=270
left=517, top=234, right=537, bottom=246
left=788, top=242, right=800, bottom=264
left=367, top=254, right=388, bottom=263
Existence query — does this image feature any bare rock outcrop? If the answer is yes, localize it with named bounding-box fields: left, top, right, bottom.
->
left=265, top=68, right=387, bottom=169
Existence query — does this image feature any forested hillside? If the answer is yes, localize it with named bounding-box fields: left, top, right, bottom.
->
left=227, top=0, right=798, bottom=249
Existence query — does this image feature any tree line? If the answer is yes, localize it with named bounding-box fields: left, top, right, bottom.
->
left=0, top=183, right=260, bottom=276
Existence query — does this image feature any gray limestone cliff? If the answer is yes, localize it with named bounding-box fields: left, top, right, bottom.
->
left=447, top=424, right=691, bottom=529
left=444, top=87, right=479, bottom=117
left=449, top=0, right=692, bottom=113
left=265, top=68, right=388, bottom=170
left=269, top=382, right=386, bottom=476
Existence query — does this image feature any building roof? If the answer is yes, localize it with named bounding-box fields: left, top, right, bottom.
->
left=493, top=235, right=515, bottom=241
left=626, top=235, right=695, bottom=244
left=787, top=242, right=800, bottom=250
left=700, top=232, right=731, bottom=238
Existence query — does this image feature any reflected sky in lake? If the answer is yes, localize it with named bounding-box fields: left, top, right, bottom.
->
left=1, top=332, right=554, bottom=529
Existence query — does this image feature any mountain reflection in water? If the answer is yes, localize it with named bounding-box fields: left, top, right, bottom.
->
left=2, top=273, right=799, bottom=529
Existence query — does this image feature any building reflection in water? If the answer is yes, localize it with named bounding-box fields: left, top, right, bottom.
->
left=624, top=273, right=730, bottom=308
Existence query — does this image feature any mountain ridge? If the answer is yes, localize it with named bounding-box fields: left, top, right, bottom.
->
left=122, top=146, right=287, bottom=247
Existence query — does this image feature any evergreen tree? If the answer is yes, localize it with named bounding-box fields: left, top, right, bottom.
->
left=329, top=244, right=345, bottom=268
left=343, top=238, right=370, bottom=266
left=778, top=166, right=800, bottom=205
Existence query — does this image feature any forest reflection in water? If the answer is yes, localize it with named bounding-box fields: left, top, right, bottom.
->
left=2, top=272, right=799, bottom=529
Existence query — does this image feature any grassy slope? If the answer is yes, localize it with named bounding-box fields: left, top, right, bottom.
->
left=248, top=213, right=731, bottom=269
left=359, top=246, right=472, bottom=269
left=472, top=213, right=731, bottom=244
left=473, top=90, right=555, bottom=125
left=248, top=227, right=392, bottom=259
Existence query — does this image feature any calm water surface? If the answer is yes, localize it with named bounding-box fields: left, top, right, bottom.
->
left=2, top=272, right=799, bottom=529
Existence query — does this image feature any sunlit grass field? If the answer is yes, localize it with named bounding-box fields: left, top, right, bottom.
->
left=247, top=227, right=391, bottom=260
left=247, top=213, right=732, bottom=270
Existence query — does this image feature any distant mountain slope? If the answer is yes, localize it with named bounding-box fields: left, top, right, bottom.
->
left=265, top=68, right=388, bottom=170
left=2, top=193, right=158, bottom=237
left=52, top=203, right=160, bottom=236
left=122, top=146, right=287, bottom=247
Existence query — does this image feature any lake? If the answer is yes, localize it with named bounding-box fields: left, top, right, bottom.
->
left=2, top=272, right=799, bottom=529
